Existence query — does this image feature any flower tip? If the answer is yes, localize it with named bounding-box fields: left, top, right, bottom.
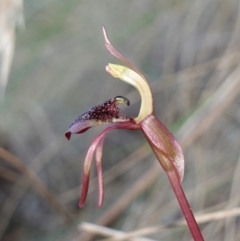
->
left=65, top=132, right=71, bottom=140
left=79, top=201, right=85, bottom=208
left=98, top=200, right=103, bottom=208
left=102, top=26, right=110, bottom=45
left=105, top=64, right=118, bottom=78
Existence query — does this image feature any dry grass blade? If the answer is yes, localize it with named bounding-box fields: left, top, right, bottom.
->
left=0, top=165, right=19, bottom=183
left=0, top=138, right=69, bottom=239
left=79, top=222, right=156, bottom=241
left=0, top=147, right=73, bottom=226
left=79, top=208, right=240, bottom=241
left=223, top=155, right=240, bottom=241
left=177, top=63, right=240, bottom=148
left=0, top=0, right=24, bottom=100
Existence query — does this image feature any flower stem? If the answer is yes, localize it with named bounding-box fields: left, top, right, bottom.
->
left=167, top=170, right=204, bottom=241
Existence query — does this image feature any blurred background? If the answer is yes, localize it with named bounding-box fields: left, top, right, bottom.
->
left=0, top=0, right=240, bottom=240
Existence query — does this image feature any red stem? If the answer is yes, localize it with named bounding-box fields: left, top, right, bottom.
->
left=167, top=170, right=204, bottom=241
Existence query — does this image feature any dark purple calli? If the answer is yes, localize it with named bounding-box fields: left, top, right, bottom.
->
left=65, top=96, right=132, bottom=140
left=65, top=27, right=204, bottom=241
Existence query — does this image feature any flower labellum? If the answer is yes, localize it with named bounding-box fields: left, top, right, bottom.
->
left=65, top=96, right=131, bottom=140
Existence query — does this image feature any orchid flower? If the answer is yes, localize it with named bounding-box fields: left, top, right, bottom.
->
left=65, top=27, right=204, bottom=241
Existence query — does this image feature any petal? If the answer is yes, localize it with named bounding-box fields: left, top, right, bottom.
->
left=95, top=138, right=104, bottom=208
left=79, top=121, right=140, bottom=208
left=65, top=96, right=131, bottom=140
left=65, top=120, right=94, bottom=140
left=103, top=27, right=153, bottom=122
left=79, top=142, right=96, bottom=208
left=106, top=64, right=153, bottom=123
left=103, top=26, right=144, bottom=80
left=140, top=115, right=184, bottom=182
